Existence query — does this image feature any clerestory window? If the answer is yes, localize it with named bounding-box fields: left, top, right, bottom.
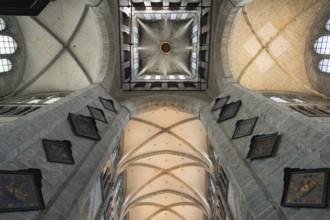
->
left=0, top=17, right=19, bottom=74
left=313, top=18, right=330, bottom=73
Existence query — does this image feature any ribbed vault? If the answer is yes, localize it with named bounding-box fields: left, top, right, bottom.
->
left=117, top=107, right=212, bottom=220
left=229, top=0, right=327, bottom=96
left=10, top=0, right=108, bottom=97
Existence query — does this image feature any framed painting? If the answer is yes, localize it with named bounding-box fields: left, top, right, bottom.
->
left=246, top=133, right=279, bottom=160
left=211, top=96, right=230, bottom=111
left=281, top=168, right=329, bottom=208
left=0, top=169, right=45, bottom=212
left=232, top=117, right=258, bottom=139
left=217, top=101, right=242, bottom=123
left=68, top=113, right=101, bottom=140
left=99, top=97, right=116, bottom=113
left=88, top=106, right=107, bottom=123
left=42, top=139, right=74, bottom=165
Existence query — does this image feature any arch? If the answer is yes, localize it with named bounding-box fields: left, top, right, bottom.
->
left=0, top=35, right=18, bottom=55
left=0, top=16, right=26, bottom=98
left=0, top=58, right=12, bottom=73
left=223, top=0, right=325, bottom=97
left=124, top=201, right=202, bottom=220
left=123, top=190, right=210, bottom=217
left=116, top=97, right=213, bottom=220
left=305, top=1, right=330, bottom=96
left=0, top=17, right=6, bottom=31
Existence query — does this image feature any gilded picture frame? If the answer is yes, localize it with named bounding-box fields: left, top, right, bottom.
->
left=281, top=168, right=329, bottom=208
left=42, top=139, right=74, bottom=165
left=0, top=169, right=45, bottom=212
left=246, top=133, right=279, bottom=160
left=88, top=106, right=108, bottom=123
left=232, top=117, right=258, bottom=139
left=211, top=96, right=230, bottom=111
left=68, top=113, right=101, bottom=140
left=217, top=101, right=242, bottom=123
left=99, top=97, right=116, bottom=113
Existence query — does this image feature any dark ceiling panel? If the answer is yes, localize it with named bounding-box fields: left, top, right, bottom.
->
left=0, top=0, right=51, bottom=16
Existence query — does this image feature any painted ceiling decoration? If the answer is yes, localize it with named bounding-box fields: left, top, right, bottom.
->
left=229, top=0, right=327, bottom=96
left=117, top=108, right=213, bottom=220
left=119, top=0, right=212, bottom=91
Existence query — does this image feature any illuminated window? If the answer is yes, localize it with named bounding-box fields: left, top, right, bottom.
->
left=270, top=96, right=288, bottom=103
left=314, top=36, right=330, bottom=55
left=326, top=18, right=330, bottom=31
left=0, top=17, right=6, bottom=31
left=0, top=17, right=19, bottom=74
left=0, top=58, right=12, bottom=73
left=319, top=59, right=330, bottom=73
left=0, top=35, right=18, bottom=54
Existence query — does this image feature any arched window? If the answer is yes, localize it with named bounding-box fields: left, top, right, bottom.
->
left=314, top=35, right=330, bottom=55
left=326, top=18, right=330, bottom=31
left=0, top=18, right=6, bottom=31
left=0, top=58, right=12, bottom=73
left=314, top=18, right=330, bottom=73
left=319, top=59, right=330, bottom=73
left=0, top=17, right=19, bottom=74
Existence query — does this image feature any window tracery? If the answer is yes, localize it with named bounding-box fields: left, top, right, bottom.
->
left=0, top=18, right=6, bottom=31
left=0, top=17, right=19, bottom=74
left=313, top=18, right=330, bottom=73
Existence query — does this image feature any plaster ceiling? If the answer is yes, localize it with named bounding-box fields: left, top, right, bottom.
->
left=12, top=0, right=106, bottom=96
left=229, top=0, right=327, bottom=96
left=117, top=108, right=212, bottom=220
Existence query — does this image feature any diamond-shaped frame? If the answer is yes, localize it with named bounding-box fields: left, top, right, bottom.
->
left=217, top=101, right=242, bottom=123
left=99, top=97, right=117, bottom=113
left=232, top=117, right=258, bottom=139
left=212, top=96, right=230, bottom=111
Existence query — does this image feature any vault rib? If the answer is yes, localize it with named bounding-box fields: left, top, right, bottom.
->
left=119, top=150, right=211, bottom=171
left=118, top=130, right=164, bottom=169
left=137, top=19, right=160, bottom=43
left=120, top=162, right=209, bottom=215
left=145, top=207, right=185, bottom=220
left=124, top=190, right=210, bottom=218
left=170, top=53, right=193, bottom=76
left=118, top=117, right=198, bottom=168
left=118, top=162, right=205, bottom=175
left=138, top=53, right=162, bottom=76
left=167, top=172, right=210, bottom=213
left=167, top=131, right=212, bottom=168
left=125, top=201, right=203, bottom=215
left=172, top=19, right=194, bottom=39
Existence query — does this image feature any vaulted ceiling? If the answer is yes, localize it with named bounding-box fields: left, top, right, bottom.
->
left=117, top=108, right=212, bottom=220
left=12, top=0, right=107, bottom=96
left=229, top=0, right=327, bottom=96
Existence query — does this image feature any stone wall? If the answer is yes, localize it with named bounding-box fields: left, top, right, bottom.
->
left=202, top=81, right=330, bottom=219
left=0, top=85, right=130, bottom=220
